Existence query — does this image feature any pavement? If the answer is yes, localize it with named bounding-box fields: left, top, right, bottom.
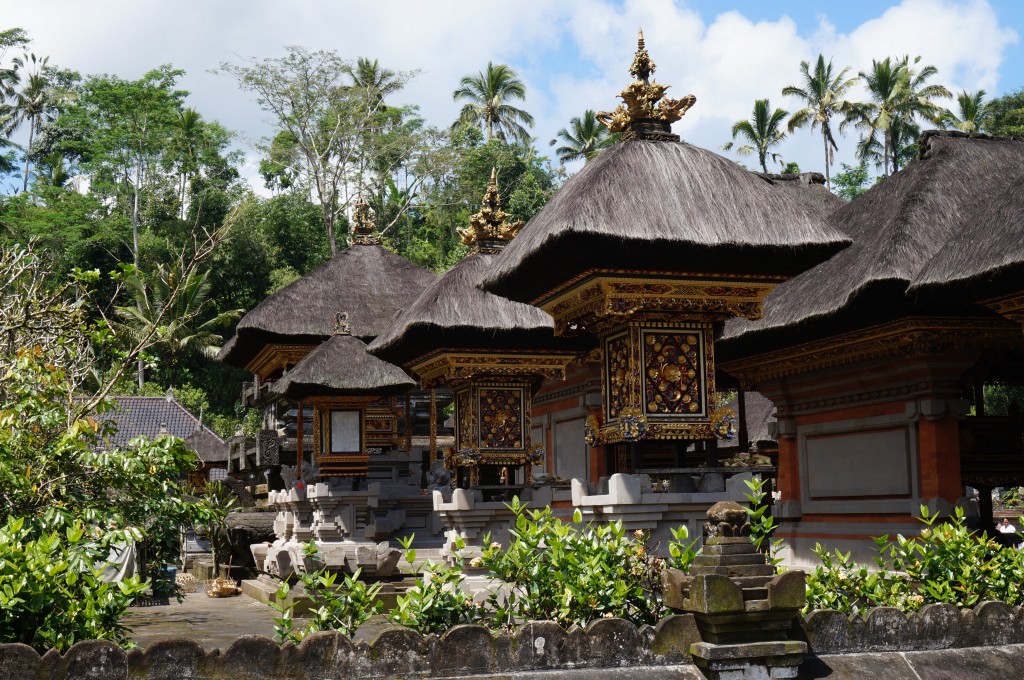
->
left=123, top=585, right=281, bottom=652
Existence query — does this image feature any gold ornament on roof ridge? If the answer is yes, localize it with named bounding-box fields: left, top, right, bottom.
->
left=458, top=168, right=524, bottom=254
left=348, top=196, right=380, bottom=245
left=596, top=28, right=697, bottom=140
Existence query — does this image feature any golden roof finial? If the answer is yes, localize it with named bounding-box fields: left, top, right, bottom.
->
left=348, top=195, right=380, bottom=246
left=596, top=28, right=696, bottom=141
left=457, top=168, right=524, bottom=254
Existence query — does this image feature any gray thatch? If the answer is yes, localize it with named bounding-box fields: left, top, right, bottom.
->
left=481, top=138, right=851, bottom=303
left=724, top=132, right=1024, bottom=342
left=219, top=245, right=436, bottom=368
left=756, top=172, right=845, bottom=220
left=370, top=252, right=572, bottom=366
left=910, top=174, right=1024, bottom=293
left=743, top=391, right=777, bottom=444
left=270, top=333, right=415, bottom=400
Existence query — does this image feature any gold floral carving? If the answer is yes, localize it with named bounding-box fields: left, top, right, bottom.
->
left=985, top=292, right=1024, bottom=326
left=410, top=350, right=575, bottom=388
left=720, top=317, right=1023, bottom=384
left=596, top=29, right=696, bottom=140
left=479, top=387, right=525, bottom=449
left=540, top=273, right=776, bottom=335
left=598, top=321, right=717, bottom=444
left=457, top=168, right=524, bottom=254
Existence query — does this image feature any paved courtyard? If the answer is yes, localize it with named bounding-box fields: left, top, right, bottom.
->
left=123, top=588, right=279, bottom=652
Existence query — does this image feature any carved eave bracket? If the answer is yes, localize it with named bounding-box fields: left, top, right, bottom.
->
left=410, top=350, right=576, bottom=389
left=457, top=168, right=524, bottom=254
left=537, top=271, right=780, bottom=336
left=246, top=343, right=317, bottom=384
left=719, top=317, right=1024, bottom=385
left=985, top=292, right=1024, bottom=330
left=596, top=29, right=696, bottom=141
left=348, top=197, right=380, bottom=246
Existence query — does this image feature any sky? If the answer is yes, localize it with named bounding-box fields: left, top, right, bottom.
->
left=3, top=0, right=1022, bottom=191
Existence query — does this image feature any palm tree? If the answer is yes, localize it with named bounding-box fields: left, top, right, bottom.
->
left=723, top=99, right=789, bottom=173
left=550, top=110, right=618, bottom=164
left=3, top=54, right=70, bottom=192
left=939, top=89, right=989, bottom=133
left=782, top=55, right=858, bottom=190
left=115, top=259, right=242, bottom=387
left=169, top=107, right=203, bottom=219
left=348, top=57, right=401, bottom=109
left=453, top=62, right=535, bottom=144
left=845, top=56, right=950, bottom=176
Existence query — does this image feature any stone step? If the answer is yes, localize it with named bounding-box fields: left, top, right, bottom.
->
left=703, top=542, right=757, bottom=556
left=693, top=553, right=767, bottom=567
left=690, top=564, right=776, bottom=577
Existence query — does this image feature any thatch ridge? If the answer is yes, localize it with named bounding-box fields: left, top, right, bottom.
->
left=271, top=334, right=415, bottom=400
left=910, top=174, right=1024, bottom=290
left=724, top=132, right=1024, bottom=341
left=755, top=171, right=845, bottom=220
left=219, top=244, right=436, bottom=368
left=369, top=252, right=558, bottom=366
left=481, top=138, right=851, bottom=302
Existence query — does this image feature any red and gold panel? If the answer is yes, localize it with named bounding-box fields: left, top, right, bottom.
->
left=603, top=330, right=633, bottom=421
left=455, top=387, right=474, bottom=451
left=641, top=328, right=706, bottom=418
left=478, top=387, right=525, bottom=450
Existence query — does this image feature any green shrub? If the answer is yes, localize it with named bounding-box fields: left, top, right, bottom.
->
left=273, top=543, right=383, bottom=643
left=805, top=506, right=1024, bottom=614
left=479, top=500, right=665, bottom=629
left=387, top=535, right=482, bottom=633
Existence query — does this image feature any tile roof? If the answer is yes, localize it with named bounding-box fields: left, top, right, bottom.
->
left=86, top=396, right=229, bottom=462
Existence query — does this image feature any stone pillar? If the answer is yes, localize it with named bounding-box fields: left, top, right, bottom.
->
left=662, top=501, right=807, bottom=679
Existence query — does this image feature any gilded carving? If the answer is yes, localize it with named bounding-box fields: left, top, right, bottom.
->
left=720, top=317, right=1023, bottom=384
left=411, top=350, right=575, bottom=388
left=457, top=168, right=524, bottom=254
left=604, top=331, right=632, bottom=420
left=478, top=387, right=525, bottom=450
left=985, top=292, right=1024, bottom=325
left=539, top=273, right=776, bottom=336
left=596, top=29, right=696, bottom=140
left=246, top=343, right=317, bottom=383
left=348, top=196, right=380, bottom=246
left=642, top=330, right=704, bottom=417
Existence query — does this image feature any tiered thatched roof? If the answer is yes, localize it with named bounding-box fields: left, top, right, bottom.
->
left=370, top=251, right=583, bottom=367
left=219, top=245, right=437, bottom=368
left=910, top=173, right=1024, bottom=297
left=481, top=139, right=851, bottom=303
left=271, top=333, right=415, bottom=400
left=722, top=132, right=1024, bottom=351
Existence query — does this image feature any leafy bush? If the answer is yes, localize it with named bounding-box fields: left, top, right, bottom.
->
left=744, top=477, right=783, bottom=568
left=805, top=506, right=1024, bottom=614
left=0, top=517, right=149, bottom=651
left=273, top=543, right=383, bottom=643
left=479, top=500, right=665, bottom=629
left=388, top=535, right=482, bottom=633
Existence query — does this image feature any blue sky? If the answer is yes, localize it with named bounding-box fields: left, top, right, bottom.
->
left=3, top=0, right=1022, bottom=189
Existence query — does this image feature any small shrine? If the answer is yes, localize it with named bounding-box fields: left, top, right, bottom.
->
left=372, top=170, right=580, bottom=494
left=480, top=33, right=849, bottom=468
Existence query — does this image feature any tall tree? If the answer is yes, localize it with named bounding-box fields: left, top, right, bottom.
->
left=984, top=87, right=1024, bottom=138
left=782, top=55, right=858, bottom=190
left=723, top=99, right=789, bottom=173
left=220, top=48, right=429, bottom=255
left=115, top=256, right=241, bottom=387
left=453, top=62, right=534, bottom=144
left=3, top=53, right=70, bottom=191
left=550, top=110, right=618, bottom=164
left=939, top=89, right=990, bottom=133
left=845, top=56, right=950, bottom=175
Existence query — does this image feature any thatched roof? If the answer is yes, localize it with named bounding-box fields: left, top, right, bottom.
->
left=481, top=138, right=851, bottom=303
left=910, top=173, right=1024, bottom=295
left=724, top=132, right=1024, bottom=345
left=370, top=252, right=579, bottom=366
left=219, top=245, right=437, bottom=368
left=756, top=172, right=845, bottom=220
left=270, top=333, right=415, bottom=400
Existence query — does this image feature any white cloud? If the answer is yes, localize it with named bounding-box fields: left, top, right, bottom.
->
left=3, top=0, right=1017, bottom=189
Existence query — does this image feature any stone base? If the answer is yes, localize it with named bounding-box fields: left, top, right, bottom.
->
left=690, top=640, right=807, bottom=680
left=240, top=575, right=283, bottom=606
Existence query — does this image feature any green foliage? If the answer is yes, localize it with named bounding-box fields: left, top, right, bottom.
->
left=984, top=384, right=1024, bottom=417
left=983, top=87, right=1024, bottom=139
left=272, top=542, right=383, bottom=643
left=723, top=98, right=789, bottom=173
left=666, top=524, right=699, bottom=572
left=550, top=110, right=618, bottom=164
left=193, top=481, right=237, bottom=566
left=831, top=162, right=871, bottom=201
left=0, top=517, right=149, bottom=651
left=453, top=62, right=534, bottom=144
left=805, top=506, right=1024, bottom=615
left=388, top=535, right=481, bottom=633
left=479, top=499, right=665, bottom=629
left=743, top=477, right=783, bottom=568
